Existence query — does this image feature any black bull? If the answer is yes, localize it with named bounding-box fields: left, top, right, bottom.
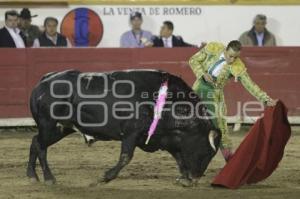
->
left=27, top=69, right=221, bottom=187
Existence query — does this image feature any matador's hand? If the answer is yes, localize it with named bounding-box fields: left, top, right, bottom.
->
left=203, top=73, right=214, bottom=84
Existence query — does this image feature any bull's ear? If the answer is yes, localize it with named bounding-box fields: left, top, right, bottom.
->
left=208, top=130, right=220, bottom=152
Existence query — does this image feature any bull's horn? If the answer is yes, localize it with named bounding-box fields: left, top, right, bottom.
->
left=208, top=130, right=217, bottom=152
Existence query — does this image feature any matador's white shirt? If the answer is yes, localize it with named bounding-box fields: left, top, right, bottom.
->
left=210, top=53, right=226, bottom=77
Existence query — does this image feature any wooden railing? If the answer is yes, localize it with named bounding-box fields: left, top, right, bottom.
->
left=0, top=47, right=300, bottom=118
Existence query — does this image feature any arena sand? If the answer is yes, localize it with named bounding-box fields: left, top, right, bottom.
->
left=0, top=127, right=299, bottom=199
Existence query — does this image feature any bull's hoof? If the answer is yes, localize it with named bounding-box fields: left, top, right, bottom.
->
left=102, top=176, right=113, bottom=183
left=28, top=177, right=40, bottom=184
left=89, top=181, right=99, bottom=187
left=27, top=172, right=40, bottom=183
left=27, top=168, right=40, bottom=183
left=175, top=176, right=185, bottom=182
left=175, top=178, right=193, bottom=187
left=103, top=170, right=117, bottom=183
left=44, top=178, right=56, bottom=186
left=191, top=178, right=199, bottom=186
left=89, top=178, right=108, bottom=187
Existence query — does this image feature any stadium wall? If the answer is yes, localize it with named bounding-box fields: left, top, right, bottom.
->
left=0, top=47, right=299, bottom=126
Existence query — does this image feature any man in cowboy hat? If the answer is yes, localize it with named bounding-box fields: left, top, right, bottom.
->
left=18, top=8, right=41, bottom=47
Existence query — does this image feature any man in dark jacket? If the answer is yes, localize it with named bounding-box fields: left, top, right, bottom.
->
left=152, top=21, right=195, bottom=48
left=239, top=14, right=276, bottom=46
left=0, top=10, right=26, bottom=48
left=33, top=17, right=71, bottom=47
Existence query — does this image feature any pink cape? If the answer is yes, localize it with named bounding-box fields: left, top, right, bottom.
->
left=212, top=100, right=291, bottom=189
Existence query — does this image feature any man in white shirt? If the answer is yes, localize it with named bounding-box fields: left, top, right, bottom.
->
left=207, top=53, right=226, bottom=79
left=120, top=12, right=153, bottom=48
left=32, top=17, right=72, bottom=48
left=152, top=21, right=195, bottom=48
left=0, top=10, right=26, bottom=48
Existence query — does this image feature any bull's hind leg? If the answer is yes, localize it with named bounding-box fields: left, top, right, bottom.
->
left=27, top=135, right=40, bottom=182
left=27, top=120, right=74, bottom=185
left=27, top=130, right=56, bottom=184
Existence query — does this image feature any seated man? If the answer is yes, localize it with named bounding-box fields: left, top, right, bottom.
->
left=33, top=17, right=72, bottom=48
left=152, top=21, right=195, bottom=48
left=239, top=14, right=276, bottom=46
left=18, top=8, right=41, bottom=47
left=120, top=12, right=153, bottom=48
left=0, top=10, right=26, bottom=48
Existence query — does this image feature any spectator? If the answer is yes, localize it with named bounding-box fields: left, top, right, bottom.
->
left=0, top=10, right=26, bottom=48
left=120, top=12, right=153, bottom=48
left=33, top=17, right=71, bottom=48
left=18, top=8, right=41, bottom=47
left=152, top=21, right=196, bottom=48
left=239, top=14, right=276, bottom=46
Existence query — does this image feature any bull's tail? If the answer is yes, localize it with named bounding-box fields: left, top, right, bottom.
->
left=29, top=87, right=41, bottom=126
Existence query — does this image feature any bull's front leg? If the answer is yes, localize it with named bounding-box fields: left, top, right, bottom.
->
left=170, top=152, right=189, bottom=180
left=172, top=152, right=195, bottom=187
left=172, top=151, right=205, bottom=187
left=92, top=133, right=137, bottom=186
left=103, top=134, right=137, bottom=182
left=103, top=153, right=133, bottom=182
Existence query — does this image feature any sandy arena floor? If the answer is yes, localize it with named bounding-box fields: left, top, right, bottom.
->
left=0, top=127, right=299, bottom=199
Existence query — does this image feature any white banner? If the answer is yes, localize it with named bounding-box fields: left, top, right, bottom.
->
left=0, top=5, right=299, bottom=47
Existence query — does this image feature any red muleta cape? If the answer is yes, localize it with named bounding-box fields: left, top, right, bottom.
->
left=212, top=100, right=291, bottom=189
